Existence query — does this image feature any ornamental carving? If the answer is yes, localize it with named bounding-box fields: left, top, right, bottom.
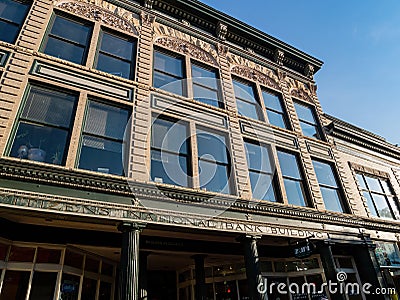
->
left=155, top=37, right=218, bottom=66
left=274, top=49, right=284, bottom=66
left=350, top=163, right=390, bottom=179
left=217, top=43, right=228, bottom=56
left=286, top=77, right=314, bottom=103
left=231, top=65, right=280, bottom=90
left=216, top=22, right=228, bottom=40
left=56, top=1, right=139, bottom=35
left=140, top=11, right=155, bottom=27
left=304, top=63, right=315, bottom=78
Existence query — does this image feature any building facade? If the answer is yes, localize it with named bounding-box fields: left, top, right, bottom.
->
left=0, top=0, right=400, bottom=299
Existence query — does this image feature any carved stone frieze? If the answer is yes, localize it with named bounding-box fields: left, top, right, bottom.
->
left=140, top=11, right=155, bottom=27
left=274, top=49, right=284, bottom=66
left=231, top=65, right=280, bottom=90
left=155, top=37, right=218, bottom=66
left=286, top=77, right=314, bottom=102
left=216, top=21, right=227, bottom=40
left=217, top=43, right=228, bottom=57
left=56, top=1, right=139, bottom=35
left=350, top=162, right=390, bottom=179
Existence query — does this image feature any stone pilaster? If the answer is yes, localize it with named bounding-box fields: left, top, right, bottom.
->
left=192, top=254, right=207, bottom=300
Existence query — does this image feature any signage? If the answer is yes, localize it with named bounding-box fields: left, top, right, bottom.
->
left=375, top=242, right=400, bottom=268
left=293, top=240, right=315, bottom=259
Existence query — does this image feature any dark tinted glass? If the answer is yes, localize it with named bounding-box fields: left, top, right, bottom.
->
left=0, top=21, right=19, bottom=43
left=294, top=102, right=315, bottom=123
left=60, top=273, right=80, bottom=300
left=64, top=250, right=83, bottom=269
left=154, top=51, right=183, bottom=77
left=0, top=243, right=8, bottom=260
left=36, top=248, right=61, bottom=264
left=0, top=0, right=29, bottom=23
left=313, top=161, right=338, bottom=187
left=197, top=130, right=228, bottom=163
left=277, top=151, right=301, bottom=179
left=100, top=32, right=133, bottom=59
left=29, top=272, right=57, bottom=300
left=151, top=118, right=188, bottom=154
left=8, top=245, right=35, bottom=262
left=99, top=282, right=112, bottom=300
left=50, top=16, right=90, bottom=44
left=151, top=150, right=189, bottom=186
left=44, top=37, right=85, bottom=64
left=193, top=84, right=219, bottom=107
left=97, top=54, right=131, bottom=78
left=153, top=71, right=184, bottom=95
left=0, top=270, right=30, bottom=300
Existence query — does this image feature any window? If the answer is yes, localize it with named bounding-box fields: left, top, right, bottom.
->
left=313, top=160, right=345, bottom=213
left=0, top=0, right=30, bottom=44
left=262, top=89, right=288, bottom=129
left=78, top=101, right=130, bottom=176
left=9, top=85, right=77, bottom=165
left=232, top=79, right=262, bottom=120
left=153, top=49, right=185, bottom=96
left=244, top=141, right=277, bottom=201
left=197, top=129, right=231, bottom=194
left=293, top=102, right=321, bottom=139
left=356, top=173, right=400, bottom=219
left=191, top=62, right=222, bottom=108
left=95, top=30, right=136, bottom=79
left=277, top=150, right=308, bottom=207
left=43, top=14, right=92, bottom=65
left=150, top=117, right=190, bottom=187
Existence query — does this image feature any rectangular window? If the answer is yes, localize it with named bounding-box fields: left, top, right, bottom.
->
left=244, top=141, right=277, bottom=201
left=153, top=49, right=185, bottom=96
left=277, top=150, right=308, bottom=207
left=262, top=89, right=288, bottom=129
left=9, top=85, right=77, bottom=165
left=191, top=62, right=222, bottom=108
left=293, top=102, right=321, bottom=139
left=356, top=173, right=400, bottom=219
left=197, top=129, right=231, bottom=194
left=78, top=100, right=130, bottom=176
left=232, top=79, right=262, bottom=120
left=0, top=0, right=30, bottom=44
left=312, top=160, right=345, bottom=213
left=95, top=30, right=136, bottom=79
left=150, top=117, right=190, bottom=187
left=43, top=14, right=92, bottom=65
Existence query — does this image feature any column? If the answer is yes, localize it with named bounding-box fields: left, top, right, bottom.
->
left=237, top=235, right=264, bottom=300
left=139, top=252, right=150, bottom=300
left=118, top=222, right=146, bottom=300
left=318, top=241, right=346, bottom=300
left=192, top=254, right=207, bottom=300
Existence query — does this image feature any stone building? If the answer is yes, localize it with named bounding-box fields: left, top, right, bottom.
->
left=0, top=0, right=399, bottom=299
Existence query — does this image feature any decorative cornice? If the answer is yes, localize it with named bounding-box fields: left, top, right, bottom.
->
left=56, top=1, right=139, bottom=35
left=231, top=65, right=280, bottom=91
left=216, top=21, right=227, bottom=40
left=286, top=77, right=314, bottom=103
left=154, top=36, right=218, bottom=66
left=143, top=0, right=153, bottom=9
left=304, top=63, right=315, bottom=79
left=274, top=49, right=284, bottom=66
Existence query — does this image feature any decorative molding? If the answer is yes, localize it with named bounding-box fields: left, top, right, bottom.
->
left=304, top=63, right=315, bottom=79
left=349, top=162, right=390, bottom=179
left=286, top=77, right=314, bottom=103
left=154, top=37, right=218, bottom=66
left=217, top=43, right=228, bottom=57
left=277, top=69, right=286, bottom=81
left=140, top=11, right=155, bottom=27
left=216, top=21, right=227, bottom=40
left=274, top=49, right=284, bottom=66
left=0, top=50, right=9, bottom=67
left=231, top=65, right=280, bottom=90
left=56, top=1, right=139, bottom=35
left=143, top=0, right=153, bottom=9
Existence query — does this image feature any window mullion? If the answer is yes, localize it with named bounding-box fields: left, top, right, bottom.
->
left=186, top=57, right=193, bottom=99
left=85, top=22, right=100, bottom=68
left=190, top=121, right=199, bottom=189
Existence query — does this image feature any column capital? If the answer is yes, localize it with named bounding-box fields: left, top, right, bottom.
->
left=117, top=222, right=146, bottom=233
left=236, top=234, right=262, bottom=243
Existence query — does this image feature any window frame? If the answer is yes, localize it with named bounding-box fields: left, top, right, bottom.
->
left=261, top=88, right=289, bottom=129
left=293, top=100, right=323, bottom=140
left=356, top=173, right=400, bottom=220
left=41, top=12, right=93, bottom=65
left=94, top=28, right=137, bottom=80
left=0, top=0, right=31, bottom=44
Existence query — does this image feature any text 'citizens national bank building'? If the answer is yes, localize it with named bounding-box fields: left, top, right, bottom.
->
left=0, top=0, right=400, bottom=299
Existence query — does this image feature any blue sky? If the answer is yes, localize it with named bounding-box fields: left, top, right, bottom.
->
left=201, top=0, right=400, bottom=145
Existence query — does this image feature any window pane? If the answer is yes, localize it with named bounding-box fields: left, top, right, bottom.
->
left=233, top=80, right=256, bottom=102
left=10, top=122, right=69, bottom=165
left=236, top=98, right=260, bottom=120
left=320, top=187, right=343, bottom=212
left=363, top=191, right=378, bottom=217
left=8, top=245, right=35, bottom=262
left=262, top=91, right=282, bottom=112
left=0, top=270, right=30, bottom=300
left=0, top=21, right=19, bottom=43
left=373, top=194, right=393, bottom=219
left=267, top=110, right=286, bottom=128
left=294, top=102, right=316, bottom=123
left=97, top=53, right=131, bottom=79
left=99, top=282, right=112, bottom=300
left=313, top=161, right=338, bottom=187
left=380, top=179, right=392, bottom=195
left=244, top=142, right=273, bottom=173
left=29, top=272, right=57, bottom=300
left=153, top=71, right=184, bottom=95
left=387, top=197, right=400, bottom=219
left=151, top=150, right=189, bottom=186
left=21, top=86, right=76, bottom=128
left=192, top=64, right=218, bottom=89
left=85, top=257, right=99, bottom=273
left=154, top=51, right=183, bottom=77
left=0, top=243, right=8, bottom=260
left=79, top=135, right=124, bottom=176
left=100, top=32, right=133, bottom=60
left=193, top=84, right=219, bottom=107
left=64, top=250, right=83, bottom=269
left=356, top=174, right=367, bottom=189
left=44, top=36, right=85, bottom=64
left=84, top=101, right=129, bottom=140
left=249, top=171, right=276, bottom=201
left=365, top=176, right=383, bottom=193
left=299, top=121, right=319, bottom=139
left=197, top=130, right=228, bottom=163
left=50, top=16, right=90, bottom=45
left=283, top=179, right=307, bottom=207
left=151, top=118, right=188, bottom=154
left=60, top=273, right=80, bottom=300
left=0, top=0, right=30, bottom=24
left=101, top=262, right=114, bottom=276
left=277, top=151, right=301, bottom=179
left=36, top=248, right=61, bottom=264
left=199, top=160, right=230, bottom=194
